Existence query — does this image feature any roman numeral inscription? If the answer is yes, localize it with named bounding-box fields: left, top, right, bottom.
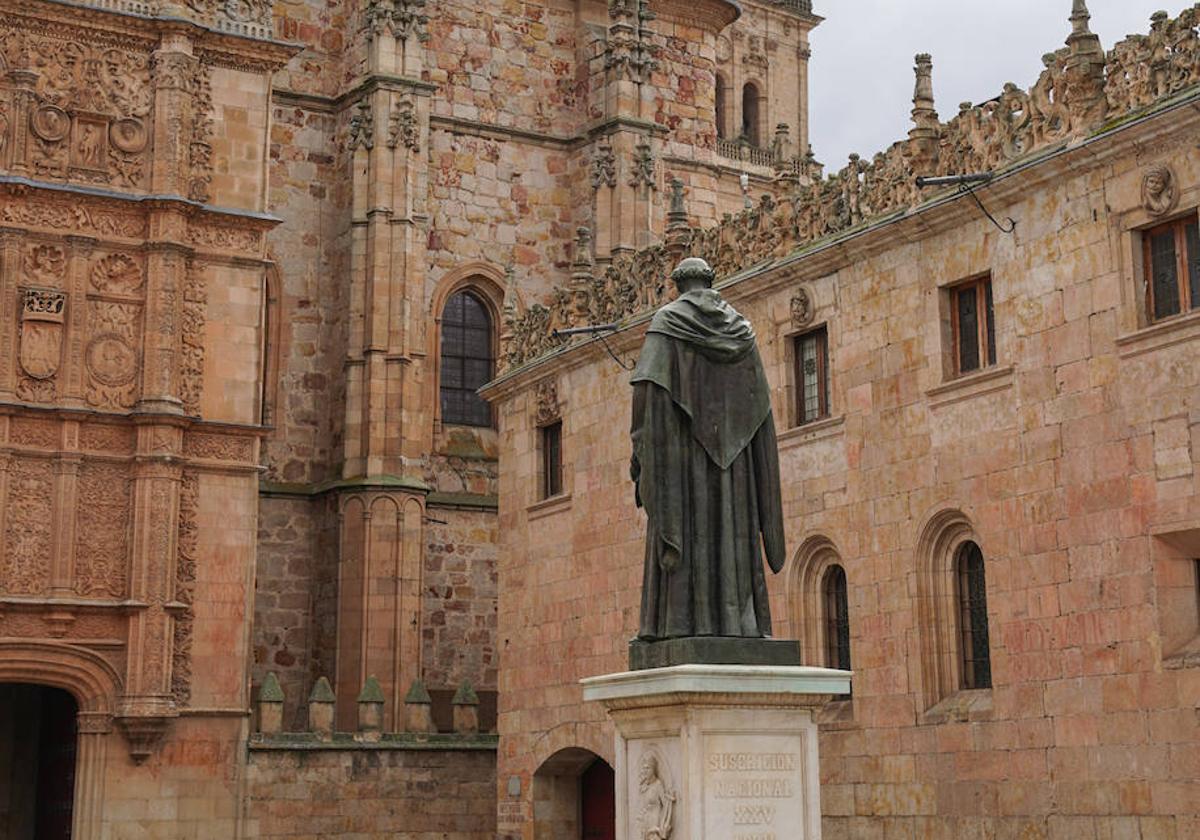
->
left=704, top=746, right=803, bottom=839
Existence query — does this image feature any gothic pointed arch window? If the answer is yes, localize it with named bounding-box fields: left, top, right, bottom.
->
left=439, top=289, right=495, bottom=427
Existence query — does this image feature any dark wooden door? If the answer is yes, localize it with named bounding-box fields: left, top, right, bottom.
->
left=579, top=758, right=615, bottom=840
left=34, top=687, right=77, bottom=840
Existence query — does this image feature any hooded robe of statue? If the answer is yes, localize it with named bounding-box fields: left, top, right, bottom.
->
left=630, top=287, right=786, bottom=640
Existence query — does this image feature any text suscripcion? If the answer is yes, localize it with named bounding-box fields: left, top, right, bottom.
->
left=708, top=752, right=798, bottom=772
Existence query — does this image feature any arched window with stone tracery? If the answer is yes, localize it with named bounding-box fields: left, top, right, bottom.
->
left=439, top=289, right=495, bottom=427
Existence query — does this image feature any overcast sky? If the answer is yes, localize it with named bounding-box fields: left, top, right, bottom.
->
left=808, top=0, right=1176, bottom=167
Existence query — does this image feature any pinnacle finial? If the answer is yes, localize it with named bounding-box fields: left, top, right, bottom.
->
left=910, top=54, right=938, bottom=137
left=669, top=178, right=686, bottom=217
left=1070, top=0, right=1092, bottom=35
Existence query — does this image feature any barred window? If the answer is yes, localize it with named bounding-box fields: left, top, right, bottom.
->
left=541, top=421, right=562, bottom=500
left=1143, top=214, right=1200, bottom=322
left=956, top=541, right=992, bottom=690
left=823, top=564, right=851, bottom=673
left=440, top=290, right=494, bottom=427
left=793, top=327, right=829, bottom=426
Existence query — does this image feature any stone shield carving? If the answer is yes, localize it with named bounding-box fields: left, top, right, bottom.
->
left=19, top=289, right=66, bottom=380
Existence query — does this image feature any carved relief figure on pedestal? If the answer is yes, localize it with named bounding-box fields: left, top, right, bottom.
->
left=1142, top=163, right=1179, bottom=217
left=637, top=752, right=676, bottom=840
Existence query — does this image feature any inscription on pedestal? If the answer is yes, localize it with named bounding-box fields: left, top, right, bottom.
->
left=703, top=735, right=807, bottom=840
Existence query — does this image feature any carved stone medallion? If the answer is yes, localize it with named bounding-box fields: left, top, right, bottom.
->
left=19, top=289, right=66, bottom=380
left=790, top=286, right=814, bottom=328
left=1142, top=163, right=1179, bottom=217
left=86, top=333, right=137, bottom=387
left=30, top=105, right=70, bottom=143
left=110, top=118, right=149, bottom=155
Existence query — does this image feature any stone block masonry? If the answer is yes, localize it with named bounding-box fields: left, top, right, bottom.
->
left=243, top=737, right=498, bottom=838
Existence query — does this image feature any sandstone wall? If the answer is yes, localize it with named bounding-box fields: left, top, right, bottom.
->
left=243, top=743, right=497, bottom=838
left=488, top=103, right=1200, bottom=838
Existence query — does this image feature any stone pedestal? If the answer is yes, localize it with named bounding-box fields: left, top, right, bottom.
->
left=582, top=664, right=850, bottom=840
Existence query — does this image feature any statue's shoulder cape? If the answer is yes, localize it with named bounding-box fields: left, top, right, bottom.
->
left=631, top=289, right=772, bottom=470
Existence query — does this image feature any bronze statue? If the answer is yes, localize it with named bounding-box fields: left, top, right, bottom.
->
left=629, top=258, right=790, bottom=663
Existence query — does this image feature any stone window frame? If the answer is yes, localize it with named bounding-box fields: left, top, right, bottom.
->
left=1140, top=211, right=1200, bottom=323
left=791, top=324, right=830, bottom=427
left=790, top=535, right=854, bottom=721
left=428, top=264, right=507, bottom=438
left=539, top=419, right=563, bottom=501
left=915, top=509, right=995, bottom=718
left=789, top=535, right=850, bottom=670
left=942, top=272, right=997, bottom=380
left=740, top=78, right=766, bottom=148
left=1153, top=527, right=1200, bottom=669
left=715, top=71, right=730, bottom=140
left=1112, top=163, right=1200, bottom=347
left=438, top=289, right=496, bottom=428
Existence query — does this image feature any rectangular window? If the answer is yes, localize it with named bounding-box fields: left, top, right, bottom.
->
left=951, top=276, right=996, bottom=376
left=1143, top=214, right=1200, bottom=322
left=541, top=421, right=562, bottom=500
left=793, top=327, right=829, bottom=426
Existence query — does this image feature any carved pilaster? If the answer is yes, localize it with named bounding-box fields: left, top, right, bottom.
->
left=120, top=422, right=184, bottom=760
left=151, top=35, right=197, bottom=197
left=72, top=715, right=111, bottom=840
left=63, top=236, right=97, bottom=405
left=0, top=228, right=24, bottom=395
left=6, top=69, right=38, bottom=177
left=49, top=450, right=83, bottom=599
left=139, top=241, right=191, bottom=414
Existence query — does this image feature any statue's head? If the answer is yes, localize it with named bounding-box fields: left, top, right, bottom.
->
left=671, top=257, right=716, bottom=293
left=639, top=753, right=658, bottom=785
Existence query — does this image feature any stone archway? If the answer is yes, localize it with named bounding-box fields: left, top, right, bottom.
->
left=0, top=642, right=120, bottom=840
left=532, top=748, right=615, bottom=840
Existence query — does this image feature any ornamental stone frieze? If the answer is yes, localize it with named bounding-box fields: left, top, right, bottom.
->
left=501, top=2, right=1200, bottom=370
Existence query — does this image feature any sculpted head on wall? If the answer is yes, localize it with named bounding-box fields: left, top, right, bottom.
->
left=1142, top=164, right=1179, bottom=217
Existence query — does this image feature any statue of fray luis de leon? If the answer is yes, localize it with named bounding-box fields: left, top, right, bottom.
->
left=628, top=257, right=801, bottom=669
